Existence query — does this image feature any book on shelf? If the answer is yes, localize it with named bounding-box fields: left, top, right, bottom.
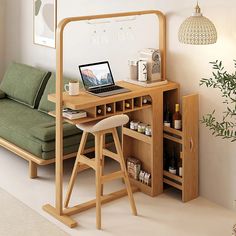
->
left=63, top=108, right=87, bottom=120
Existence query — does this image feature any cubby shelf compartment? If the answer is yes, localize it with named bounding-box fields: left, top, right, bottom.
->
left=125, top=99, right=133, bottom=110
left=133, top=97, right=142, bottom=108
left=48, top=111, right=97, bottom=125
left=115, top=101, right=124, bottom=113
left=142, top=95, right=152, bottom=106
left=96, top=105, right=105, bottom=117
left=105, top=103, right=115, bottom=115
left=130, top=178, right=152, bottom=196
left=123, top=127, right=152, bottom=144
left=49, top=104, right=152, bottom=126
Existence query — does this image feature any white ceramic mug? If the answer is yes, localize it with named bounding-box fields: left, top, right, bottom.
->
left=64, top=80, right=80, bottom=96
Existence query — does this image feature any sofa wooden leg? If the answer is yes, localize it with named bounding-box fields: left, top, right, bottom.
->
left=29, top=161, right=38, bottom=179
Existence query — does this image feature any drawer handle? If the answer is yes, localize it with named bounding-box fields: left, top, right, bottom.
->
left=190, top=138, right=194, bottom=151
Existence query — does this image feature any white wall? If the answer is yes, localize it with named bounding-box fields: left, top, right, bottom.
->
left=159, top=0, right=236, bottom=210
left=3, top=0, right=236, bottom=210
left=0, top=0, right=5, bottom=78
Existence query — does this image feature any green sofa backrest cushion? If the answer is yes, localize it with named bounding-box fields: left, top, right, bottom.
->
left=0, top=62, right=50, bottom=108
left=38, top=73, right=80, bottom=113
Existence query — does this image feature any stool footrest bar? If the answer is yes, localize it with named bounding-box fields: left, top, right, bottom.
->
left=101, top=171, right=124, bottom=184
left=102, top=149, right=120, bottom=162
left=78, top=155, right=96, bottom=170
left=64, top=187, right=138, bottom=216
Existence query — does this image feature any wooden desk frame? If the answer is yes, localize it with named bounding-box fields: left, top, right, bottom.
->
left=43, top=10, right=167, bottom=228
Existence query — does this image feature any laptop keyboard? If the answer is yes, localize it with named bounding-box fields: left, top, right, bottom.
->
left=91, top=85, right=122, bottom=94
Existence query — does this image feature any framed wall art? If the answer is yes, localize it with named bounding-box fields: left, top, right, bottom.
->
left=33, top=0, right=57, bottom=48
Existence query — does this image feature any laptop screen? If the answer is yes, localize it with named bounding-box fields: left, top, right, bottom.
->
left=79, top=61, right=115, bottom=90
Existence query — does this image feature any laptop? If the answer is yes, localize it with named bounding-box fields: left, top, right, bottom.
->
left=79, top=61, right=130, bottom=97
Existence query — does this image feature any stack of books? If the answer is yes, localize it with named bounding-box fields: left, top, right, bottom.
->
left=63, top=108, right=87, bottom=120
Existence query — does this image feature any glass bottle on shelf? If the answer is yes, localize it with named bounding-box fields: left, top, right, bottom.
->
left=173, top=103, right=182, bottom=130
left=178, top=157, right=183, bottom=177
left=164, top=103, right=172, bottom=127
left=142, top=97, right=151, bottom=105
left=163, top=148, right=169, bottom=171
left=125, top=101, right=131, bottom=109
left=143, top=98, right=148, bottom=104
left=168, top=150, right=177, bottom=175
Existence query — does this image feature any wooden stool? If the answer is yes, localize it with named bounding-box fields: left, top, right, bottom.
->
left=64, top=114, right=137, bottom=229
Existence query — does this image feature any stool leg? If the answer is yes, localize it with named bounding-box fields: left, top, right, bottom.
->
left=95, top=132, right=102, bottom=230
left=101, top=134, right=105, bottom=196
left=112, top=129, right=137, bottom=216
left=64, top=132, right=88, bottom=208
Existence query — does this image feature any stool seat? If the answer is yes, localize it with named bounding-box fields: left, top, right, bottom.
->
left=76, top=114, right=129, bottom=133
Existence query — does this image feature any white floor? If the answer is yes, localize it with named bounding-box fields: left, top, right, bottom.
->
left=0, top=146, right=235, bottom=236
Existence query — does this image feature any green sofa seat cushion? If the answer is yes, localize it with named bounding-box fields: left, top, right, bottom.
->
left=0, top=62, right=50, bottom=108
left=0, top=90, right=6, bottom=99
left=38, top=73, right=82, bottom=113
left=0, top=98, right=87, bottom=160
left=42, top=139, right=96, bottom=160
left=29, top=122, right=82, bottom=142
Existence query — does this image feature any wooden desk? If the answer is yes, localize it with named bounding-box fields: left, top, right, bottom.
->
left=43, top=81, right=180, bottom=227
left=48, top=81, right=178, bottom=122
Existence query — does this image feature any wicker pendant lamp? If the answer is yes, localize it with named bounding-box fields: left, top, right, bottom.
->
left=178, top=3, right=217, bottom=45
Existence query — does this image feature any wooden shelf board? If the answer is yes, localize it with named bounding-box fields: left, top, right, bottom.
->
left=130, top=178, right=152, bottom=196
left=163, top=170, right=182, bottom=183
left=163, top=126, right=183, bottom=137
left=48, top=111, right=97, bottom=124
left=163, top=133, right=183, bottom=145
left=163, top=178, right=182, bottom=191
left=49, top=104, right=152, bottom=125
left=123, top=127, right=152, bottom=144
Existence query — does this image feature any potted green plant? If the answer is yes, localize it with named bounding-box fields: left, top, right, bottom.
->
left=200, top=60, right=236, bottom=142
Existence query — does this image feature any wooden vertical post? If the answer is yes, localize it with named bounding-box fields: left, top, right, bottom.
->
left=150, top=93, right=163, bottom=195
left=55, top=21, right=65, bottom=215
left=157, top=14, right=166, bottom=81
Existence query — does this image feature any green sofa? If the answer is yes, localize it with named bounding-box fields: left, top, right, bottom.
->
left=0, top=62, right=96, bottom=178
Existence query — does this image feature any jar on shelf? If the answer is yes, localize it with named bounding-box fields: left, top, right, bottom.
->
left=145, top=125, right=152, bottom=136
left=137, top=123, right=147, bottom=134
left=130, top=121, right=139, bottom=131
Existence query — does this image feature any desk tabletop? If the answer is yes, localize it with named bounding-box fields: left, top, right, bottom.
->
left=48, top=80, right=179, bottom=110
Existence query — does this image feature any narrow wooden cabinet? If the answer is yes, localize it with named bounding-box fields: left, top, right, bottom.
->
left=163, top=93, right=199, bottom=202
left=122, top=96, right=155, bottom=196
left=115, top=84, right=199, bottom=202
